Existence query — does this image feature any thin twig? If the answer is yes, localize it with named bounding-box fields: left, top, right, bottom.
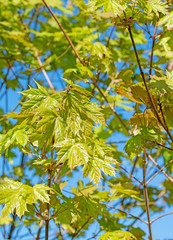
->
left=35, top=52, right=55, bottom=93
left=131, top=190, right=166, bottom=226
left=94, top=81, right=130, bottom=134
left=71, top=217, right=92, bottom=240
left=148, top=154, right=173, bottom=183
left=131, top=156, right=139, bottom=174
left=151, top=212, right=173, bottom=224
left=106, top=22, right=116, bottom=47
left=149, top=17, right=159, bottom=80
left=143, top=149, right=153, bottom=240
left=7, top=215, right=16, bottom=239
left=42, top=0, right=83, bottom=65
left=155, top=142, right=173, bottom=151
left=146, top=159, right=173, bottom=185
left=102, top=203, right=148, bottom=224
left=35, top=220, right=44, bottom=240
left=19, top=14, right=55, bottom=93
left=119, top=165, right=142, bottom=185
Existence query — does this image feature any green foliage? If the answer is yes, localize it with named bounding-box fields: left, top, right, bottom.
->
left=0, top=179, right=50, bottom=218
left=0, top=0, right=173, bottom=239
left=99, top=230, right=137, bottom=240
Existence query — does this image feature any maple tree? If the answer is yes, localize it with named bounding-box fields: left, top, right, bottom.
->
left=0, top=0, right=173, bottom=239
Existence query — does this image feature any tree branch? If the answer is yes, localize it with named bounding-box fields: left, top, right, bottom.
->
left=151, top=212, right=173, bottom=224
left=41, top=1, right=130, bottom=134
left=42, top=0, right=83, bottom=65
left=119, top=165, right=142, bottom=185
left=102, top=203, right=148, bottom=224
left=143, top=149, right=153, bottom=240
left=128, top=26, right=173, bottom=142
left=149, top=17, right=159, bottom=80
left=35, top=52, right=55, bottom=93
left=45, top=169, right=52, bottom=240
left=148, top=154, right=173, bottom=183
left=155, top=142, right=173, bottom=151
left=35, top=220, right=44, bottom=240
left=93, top=81, right=130, bottom=134
left=71, top=217, right=92, bottom=240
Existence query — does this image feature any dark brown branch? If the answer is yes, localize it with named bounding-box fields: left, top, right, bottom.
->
left=155, top=142, right=173, bottom=151
left=106, top=22, right=116, bottom=47
left=128, top=26, right=173, bottom=142
left=131, top=156, right=139, bottom=174
left=143, top=149, right=153, bottom=240
left=42, top=0, right=83, bottom=65
left=7, top=215, right=16, bottom=239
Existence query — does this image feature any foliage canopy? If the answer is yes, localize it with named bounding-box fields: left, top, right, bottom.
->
left=0, top=0, right=173, bottom=239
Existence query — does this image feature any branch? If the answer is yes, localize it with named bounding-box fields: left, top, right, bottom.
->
left=45, top=169, right=52, bottom=240
left=149, top=17, right=159, bottom=80
left=158, top=101, right=173, bottom=142
left=42, top=0, right=83, bottom=65
left=119, top=165, right=142, bottom=185
left=151, top=212, right=173, bottom=224
left=127, top=26, right=173, bottom=142
left=155, top=142, right=173, bottom=151
left=143, top=149, right=153, bottom=240
left=106, top=22, right=116, bottom=47
left=41, top=1, right=130, bottom=134
left=35, top=52, right=55, bottom=93
left=148, top=154, right=173, bottom=183
left=102, top=203, right=148, bottom=224
left=93, top=81, right=130, bottom=134
left=71, top=217, right=92, bottom=240
left=35, top=220, right=44, bottom=240
left=146, top=159, right=173, bottom=185
left=19, top=14, right=55, bottom=92
left=7, top=215, right=16, bottom=239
